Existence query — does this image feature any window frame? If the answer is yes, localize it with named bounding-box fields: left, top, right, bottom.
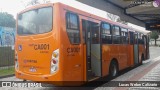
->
left=121, top=28, right=129, bottom=44
left=82, top=19, right=87, bottom=44
left=129, top=31, right=134, bottom=45
left=65, top=12, right=80, bottom=44
left=101, top=22, right=112, bottom=44
left=112, top=25, right=121, bottom=44
left=101, top=22, right=111, bottom=34
left=112, top=25, right=120, bottom=36
left=138, top=33, right=144, bottom=44
left=134, top=32, right=138, bottom=44
left=17, top=6, right=53, bottom=36
left=91, top=23, right=100, bottom=44
left=66, top=12, right=79, bottom=30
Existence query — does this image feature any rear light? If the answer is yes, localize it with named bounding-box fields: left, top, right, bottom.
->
left=50, top=49, right=59, bottom=74
left=52, top=59, right=57, bottom=64
left=15, top=50, right=19, bottom=70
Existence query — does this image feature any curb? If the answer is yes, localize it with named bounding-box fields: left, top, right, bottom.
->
left=0, top=74, right=15, bottom=79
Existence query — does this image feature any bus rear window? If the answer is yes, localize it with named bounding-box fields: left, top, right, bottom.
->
left=18, top=7, right=53, bottom=35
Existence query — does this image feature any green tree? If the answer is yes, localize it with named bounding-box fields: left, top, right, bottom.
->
left=27, top=0, right=40, bottom=6
left=21, top=0, right=50, bottom=7
left=106, top=12, right=128, bottom=25
left=0, top=12, right=15, bottom=28
left=150, top=31, right=159, bottom=46
left=116, top=18, right=128, bottom=25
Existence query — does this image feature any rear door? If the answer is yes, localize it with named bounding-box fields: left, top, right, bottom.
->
left=144, top=35, right=150, bottom=59
left=82, top=19, right=101, bottom=81
left=133, top=33, right=139, bottom=65
left=129, top=31, right=139, bottom=65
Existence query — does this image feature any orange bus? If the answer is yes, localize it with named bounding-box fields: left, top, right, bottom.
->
left=15, top=2, right=150, bottom=85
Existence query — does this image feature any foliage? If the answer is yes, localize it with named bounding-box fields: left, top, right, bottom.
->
left=106, top=12, right=128, bottom=25
left=150, top=31, right=159, bottom=46
left=27, top=0, right=40, bottom=6
left=116, top=18, right=128, bottom=25
left=0, top=67, right=14, bottom=77
left=150, top=31, right=159, bottom=40
left=42, top=0, right=50, bottom=3
left=22, top=0, right=50, bottom=7
left=0, top=12, right=15, bottom=28
left=106, top=13, right=118, bottom=22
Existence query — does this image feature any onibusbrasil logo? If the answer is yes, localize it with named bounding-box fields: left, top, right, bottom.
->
left=153, top=0, right=160, bottom=7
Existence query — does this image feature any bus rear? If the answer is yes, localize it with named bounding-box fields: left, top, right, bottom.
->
left=15, top=3, right=63, bottom=84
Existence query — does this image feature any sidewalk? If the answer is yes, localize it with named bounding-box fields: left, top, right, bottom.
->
left=114, top=56, right=160, bottom=90
left=129, top=60, right=160, bottom=90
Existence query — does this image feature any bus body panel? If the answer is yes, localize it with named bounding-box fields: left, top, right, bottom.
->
left=101, top=44, right=129, bottom=76
left=102, top=45, right=110, bottom=76
left=118, top=44, right=129, bottom=70
left=139, top=44, right=145, bottom=62
left=128, top=45, right=134, bottom=67
left=15, top=2, right=150, bottom=85
left=15, top=3, right=64, bottom=83
left=59, top=4, right=84, bottom=82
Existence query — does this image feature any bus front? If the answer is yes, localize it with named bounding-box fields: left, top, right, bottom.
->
left=15, top=4, right=62, bottom=84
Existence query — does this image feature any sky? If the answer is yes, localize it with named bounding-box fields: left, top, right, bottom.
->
left=0, top=0, right=147, bottom=32
left=0, top=0, right=25, bottom=18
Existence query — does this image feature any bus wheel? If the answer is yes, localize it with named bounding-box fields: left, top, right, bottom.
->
left=109, top=61, right=118, bottom=78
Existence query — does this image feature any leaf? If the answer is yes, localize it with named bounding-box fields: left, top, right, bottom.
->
left=0, top=12, right=15, bottom=28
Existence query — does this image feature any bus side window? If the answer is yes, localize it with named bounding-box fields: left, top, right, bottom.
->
left=134, top=33, right=138, bottom=44
left=142, top=35, right=145, bottom=45
left=66, top=12, right=80, bottom=44
left=112, top=26, right=121, bottom=44
left=139, top=33, right=144, bottom=44
left=101, top=22, right=112, bottom=44
left=91, top=22, right=100, bottom=44
left=129, top=32, right=134, bottom=45
left=82, top=20, right=87, bottom=44
left=121, top=28, right=128, bottom=44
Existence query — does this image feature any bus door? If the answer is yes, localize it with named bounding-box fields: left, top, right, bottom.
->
left=82, top=20, right=101, bottom=81
left=144, top=35, right=150, bottom=59
left=133, top=33, right=139, bottom=65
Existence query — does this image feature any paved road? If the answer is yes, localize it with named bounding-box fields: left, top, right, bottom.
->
left=96, top=46, right=160, bottom=90
left=0, top=46, right=160, bottom=90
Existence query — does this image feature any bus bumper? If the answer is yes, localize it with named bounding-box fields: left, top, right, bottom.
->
left=15, top=70, right=63, bottom=86
left=15, top=70, right=84, bottom=86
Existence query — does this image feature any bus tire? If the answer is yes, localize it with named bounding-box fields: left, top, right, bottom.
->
left=109, top=61, right=118, bottom=78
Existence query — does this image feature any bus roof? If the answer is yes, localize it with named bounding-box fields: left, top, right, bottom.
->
left=18, top=2, right=150, bottom=35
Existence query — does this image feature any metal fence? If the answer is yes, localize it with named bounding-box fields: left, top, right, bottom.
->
left=0, top=46, right=15, bottom=77
left=0, top=47, right=14, bottom=67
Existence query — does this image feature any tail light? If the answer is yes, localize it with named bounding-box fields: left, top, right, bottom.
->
left=15, top=50, right=19, bottom=70
left=50, top=49, right=59, bottom=74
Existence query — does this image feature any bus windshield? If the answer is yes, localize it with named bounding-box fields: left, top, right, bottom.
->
left=17, top=7, right=53, bottom=35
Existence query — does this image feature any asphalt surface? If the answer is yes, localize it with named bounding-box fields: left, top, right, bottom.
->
left=0, top=46, right=160, bottom=90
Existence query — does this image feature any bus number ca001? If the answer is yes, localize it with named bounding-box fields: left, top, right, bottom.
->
left=34, top=44, right=49, bottom=50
